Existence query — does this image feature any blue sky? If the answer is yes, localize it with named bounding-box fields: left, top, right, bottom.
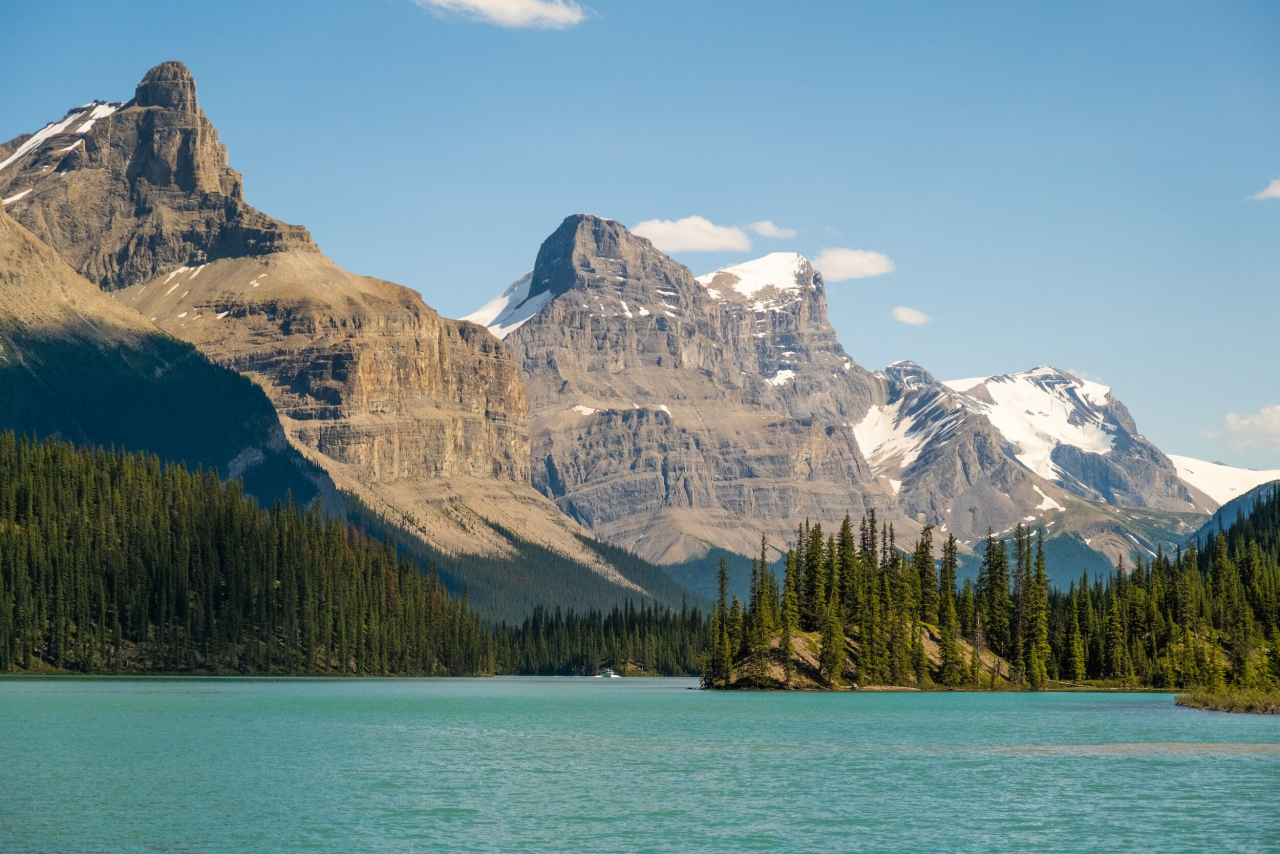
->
left=3, top=0, right=1279, bottom=467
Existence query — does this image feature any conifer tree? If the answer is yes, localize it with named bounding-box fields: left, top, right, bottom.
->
left=937, top=536, right=964, bottom=686
left=1027, top=530, right=1050, bottom=690
left=1064, top=584, right=1086, bottom=683
left=819, top=588, right=845, bottom=686
left=977, top=531, right=1011, bottom=663
left=915, top=525, right=938, bottom=627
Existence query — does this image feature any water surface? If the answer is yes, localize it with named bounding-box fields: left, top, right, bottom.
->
left=2, top=678, right=1277, bottom=852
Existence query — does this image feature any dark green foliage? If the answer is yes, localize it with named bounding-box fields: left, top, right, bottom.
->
left=0, top=331, right=325, bottom=509
left=496, top=602, right=706, bottom=676
left=710, top=486, right=1280, bottom=692
left=0, top=433, right=711, bottom=678
left=1042, top=487, right=1280, bottom=690
left=0, top=432, right=489, bottom=675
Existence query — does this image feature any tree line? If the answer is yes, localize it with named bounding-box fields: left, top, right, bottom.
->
left=704, top=502, right=1280, bottom=691
left=0, top=434, right=705, bottom=676
left=5, top=433, right=1276, bottom=688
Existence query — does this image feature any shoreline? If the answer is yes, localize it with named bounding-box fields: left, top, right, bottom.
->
left=1175, top=688, right=1280, bottom=715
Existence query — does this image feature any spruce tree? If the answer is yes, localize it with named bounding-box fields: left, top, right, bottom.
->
left=819, top=589, right=845, bottom=687
left=915, top=525, right=938, bottom=627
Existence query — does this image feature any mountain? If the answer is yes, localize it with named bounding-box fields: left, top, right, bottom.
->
left=491, top=217, right=895, bottom=563
left=1167, top=454, right=1280, bottom=508
left=0, top=61, right=666, bottom=604
left=467, top=219, right=1215, bottom=568
left=0, top=204, right=327, bottom=505
left=940, top=368, right=1212, bottom=513
left=0, top=63, right=312, bottom=291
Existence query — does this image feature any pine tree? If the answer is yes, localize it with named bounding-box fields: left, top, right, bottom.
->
left=977, top=531, right=1011, bottom=667
left=819, top=588, right=845, bottom=686
left=1064, top=584, right=1086, bottom=683
left=915, top=525, right=938, bottom=627
left=1027, top=529, right=1050, bottom=690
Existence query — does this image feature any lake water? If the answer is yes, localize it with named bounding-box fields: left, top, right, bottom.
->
left=1, top=678, right=1277, bottom=853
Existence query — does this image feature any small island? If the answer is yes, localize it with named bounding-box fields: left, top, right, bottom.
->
left=701, top=502, right=1280, bottom=708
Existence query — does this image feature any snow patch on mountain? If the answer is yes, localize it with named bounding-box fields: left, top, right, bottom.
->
left=461, top=271, right=553, bottom=339
left=1167, top=454, right=1280, bottom=505
left=0, top=101, right=124, bottom=174
left=942, top=367, right=1116, bottom=481
left=766, top=369, right=796, bottom=386
left=1033, top=485, right=1064, bottom=512
left=696, top=252, right=813, bottom=299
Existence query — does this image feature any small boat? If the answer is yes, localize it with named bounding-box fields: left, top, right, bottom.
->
left=594, top=668, right=621, bottom=678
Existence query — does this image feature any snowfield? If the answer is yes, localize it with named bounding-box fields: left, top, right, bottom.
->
left=1167, top=454, right=1280, bottom=506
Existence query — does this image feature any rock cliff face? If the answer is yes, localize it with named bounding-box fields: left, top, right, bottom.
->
left=1, top=62, right=314, bottom=290
left=0, top=206, right=329, bottom=506
left=2, top=62, right=614, bottom=570
left=472, top=219, right=1211, bottom=566
left=495, top=216, right=896, bottom=563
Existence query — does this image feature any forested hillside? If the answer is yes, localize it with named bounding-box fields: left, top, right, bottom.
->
left=0, top=434, right=706, bottom=676
left=704, top=502, right=1280, bottom=691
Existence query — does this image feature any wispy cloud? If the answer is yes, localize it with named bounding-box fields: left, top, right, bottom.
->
left=891, top=306, right=930, bottom=326
left=1213, top=404, right=1280, bottom=451
left=413, top=0, right=586, bottom=29
left=812, top=247, right=895, bottom=282
left=1251, top=179, right=1280, bottom=201
left=632, top=216, right=751, bottom=253
left=747, top=220, right=797, bottom=238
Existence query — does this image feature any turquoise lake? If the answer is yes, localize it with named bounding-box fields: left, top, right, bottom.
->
left=1, top=678, right=1278, bottom=852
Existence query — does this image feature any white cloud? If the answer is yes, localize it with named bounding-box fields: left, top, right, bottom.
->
left=812, top=247, right=895, bottom=282
left=747, top=220, right=797, bottom=238
left=1216, top=404, right=1280, bottom=451
left=891, top=306, right=930, bottom=326
left=414, top=0, right=585, bottom=29
left=1251, top=179, right=1280, bottom=201
left=631, top=216, right=751, bottom=253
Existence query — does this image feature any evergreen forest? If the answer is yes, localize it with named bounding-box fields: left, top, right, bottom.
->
left=0, top=434, right=703, bottom=676
left=703, top=502, right=1280, bottom=693
left=4, top=433, right=1278, bottom=695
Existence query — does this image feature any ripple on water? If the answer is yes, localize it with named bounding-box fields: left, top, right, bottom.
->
left=1, top=679, right=1277, bottom=854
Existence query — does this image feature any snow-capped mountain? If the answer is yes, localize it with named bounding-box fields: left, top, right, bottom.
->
left=471, top=216, right=885, bottom=563
left=1167, top=455, right=1280, bottom=506
left=461, top=270, right=548, bottom=339
left=943, top=368, right=1116, bottom=482
left=937, top=367, right=1208, bottom=512
left=695, top=252, right=816, bottom=309
left=464, top=230, right=1234, bottom=566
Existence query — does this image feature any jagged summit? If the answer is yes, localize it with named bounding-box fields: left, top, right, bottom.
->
left=880, top=361, right=938, bottom=390
left=489, top=215, right=886, bottom=563
left=134, top=60, right=198, bottom=111
left=0, top=61, right=315, bottom=289
left=940, top=367, right=1119, bottom=482
left=464, top=214, right=701, bottom=340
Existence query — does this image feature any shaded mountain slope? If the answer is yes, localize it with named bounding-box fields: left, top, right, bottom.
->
left=0, top=205, right=327, bottom=505
left=0, top=61, right=647, bottom=590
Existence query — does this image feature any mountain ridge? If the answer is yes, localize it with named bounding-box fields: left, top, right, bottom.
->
left=1, top=62, right=666, bottom=599
left=468, top=223, right=1222, bottom=567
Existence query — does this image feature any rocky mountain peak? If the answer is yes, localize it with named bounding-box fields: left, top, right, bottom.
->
left=538, top=213, right=696, bottom=299
left=696, top=252, right=817, bottom=302
left=134, top=61, right=198, bottom=111
left=0, top=60, right=316, bottom=290
left=881, top=360, right=937, bottom=390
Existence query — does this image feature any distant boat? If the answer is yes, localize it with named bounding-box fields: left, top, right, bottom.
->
left=594, top=668, right=621, bottom=678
